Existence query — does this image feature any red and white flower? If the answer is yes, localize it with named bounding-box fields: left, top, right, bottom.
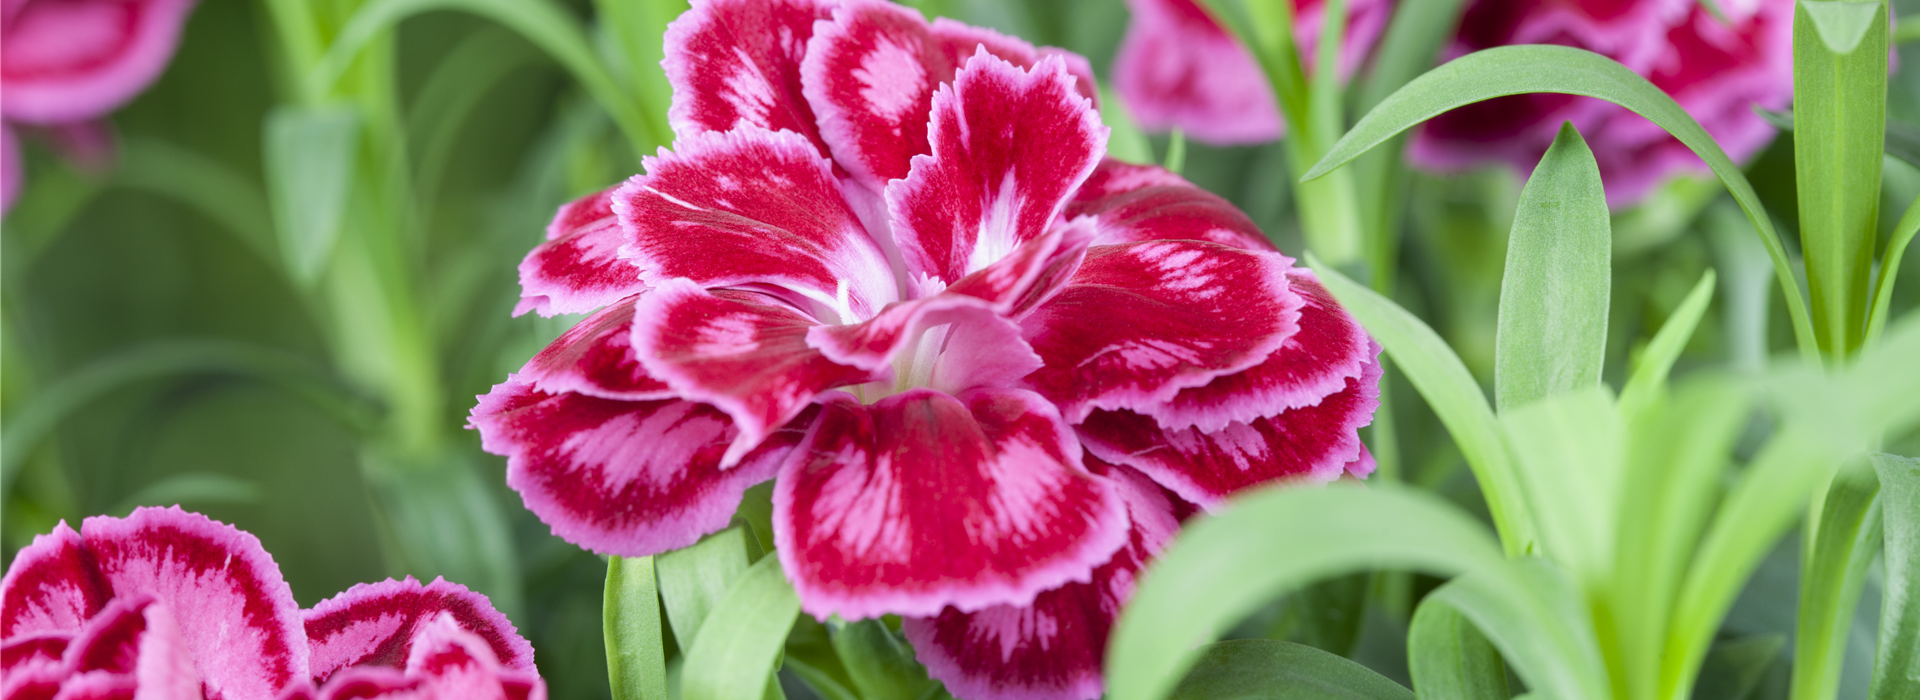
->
left=470, top=1, right=1380, bottom=698
left=0, top=0, right=198, bottom=212
left=0, top=507, right=544, bottom=700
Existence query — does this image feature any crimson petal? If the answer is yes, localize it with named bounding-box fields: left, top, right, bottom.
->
left=661, top=0, right=834, bottom=154
left=304, top=577, right=533, bottom=686
left=518, top=295, right=673, bottom=401
left=0, top=0, right=197, bottom=124
left=1, top=522, right=110, bottom=639
left=1066, top=159, right=1274, bottom=252
left=514, top=187, right=644, bottom=317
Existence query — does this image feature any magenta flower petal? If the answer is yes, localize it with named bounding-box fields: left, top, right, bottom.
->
left=514, top=187, right=644, bottom=318
left=1, top=522, right=109, bottom=639
left=1019, top=240, right=1303, bottom=424
left=615, top=126, right=899, bottom=320
left=774, top=389, right=1128, bottom=620
left=885, top=51, right=1106, bottom=285
left=0, top=0, right=196, bottom=125
left=309, top=614, right=544, bottom=700
left=1112, top=0, right=1279, bottom=144
left=63, top=597, right=199, bottom=700
left=518, top=295, right=674, bottom=401
left=1065, top=159, right=1275, bottom=252
left=902, top=462, right=1178, bottom=700
left=661, top=0, right=834, bottom=154
left=303, top=577, right=533, bottom=687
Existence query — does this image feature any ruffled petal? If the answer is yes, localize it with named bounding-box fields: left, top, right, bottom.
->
left=774, top=389, right=1128, bottom=620
left=513, top=187, right=644, bottom=317
left=470, top=379, right=812, bottom=557
left=1077, top=351, right=1382, bottom=510
left=885, top=51, right=1106, bottom=285
left=801, top=0, right=1098, bottom=191
left=0, top=0, right=196, bottom=124
left=614, top=126, right=898, bottom=319
left=60, top=598, right=196, bottom=700
left=303, top=577, right=533, bottom=686
left=661, top=0, right=834, bottom=154
left=310, top=667, right=414, bottom=700
left=901, top=461, right=1177, bottom=700
left=1, top=522, right=111, bottom=638
left=1112, top=0, right=1280, bottom=144
left=630, top=279, right=873, bottom=463
left=1144, top=269, right=1374, bottom=432
left=517, top=295, right=673, bottom=401
left=1, top=632, right=69, bottom=700
left=402, top=615, right=546, bottom=700
left=1019, top=240, right=1303, bottom=424
left=1064, top=159, right=1274, bottom=251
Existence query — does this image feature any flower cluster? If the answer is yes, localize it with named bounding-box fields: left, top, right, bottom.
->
left=0, top=507, right=544, bottom=700
left=1, top=0, right=197, bottom=212
left=471, top=0, right=1380, bottom=698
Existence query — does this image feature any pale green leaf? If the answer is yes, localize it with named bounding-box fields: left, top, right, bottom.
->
left=1793, top=0, right=1888, bottom=357
left=1800, top=0, right=1882, bottom=54
left=831, top=620, right=940, bottom=700
left=680, top=555, right=801, bottom=700
left=606, top=556, right=669, bottom=700
left=111, top=473, right=262, bottom=515
left=1867, top=453, right=1920, bottom=700
left=1617, top=269, right=1717, bottom=419
left=1792, top=457, right=1882, bottom=700
left=1421, top=561, right=1612, bottom=700
left=1407, top=598, right=1506, bottom=700
left=263, top=105, right=359, bottom=285
left=1501, top=387, right=1622, bottom=587
left=1696, top=635, right=1787, bottom=700
left=656, top=526, right=758, bottom=649
left=1494, top=123, right=1610, bottom=414
left=1865, top=191, right=1920, bottom=345
left=1168, top=639, right=1412, bottom=700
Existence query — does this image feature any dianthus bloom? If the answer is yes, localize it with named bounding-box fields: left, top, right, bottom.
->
left=0, top=0, right=197, bottom=212
left=1112, top=0, right=1394, bottom=145
left=1411, top=0, right=1792, bottom=206
left=0, top=507, right=544, bottom=700
left=469, top=1, right=1380, bottom=698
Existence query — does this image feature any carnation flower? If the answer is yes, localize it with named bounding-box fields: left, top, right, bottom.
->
left=470, top=1, right=1380, bottom=697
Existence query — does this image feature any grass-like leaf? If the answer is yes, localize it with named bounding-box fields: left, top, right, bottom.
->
left=605, top=556, right=670, bottom=700
left=1866, top=192, right=1920, bottom=345
left=1407, top=597, right=1507, bottom=700
left=830, top=620, right=942, bottom=700
left=264, top=105, right=359, bottom=286
left=680, top=554, right=801, bottom=700
left=1791, top=457, right=1882, bottom=700
left=1494, top=123, right=1610, bottom=414
left=1617, top=270, right=1717, bottom=419
left=1867, top=453, right=1920, bottom=700
left=1168, top=639, right=1412, bottom=700
left=1421, top=561, right=1612, bottom=700
left=1501, top=387, right=1622, bottom=587
left=656, top=526, right=759, bottom=649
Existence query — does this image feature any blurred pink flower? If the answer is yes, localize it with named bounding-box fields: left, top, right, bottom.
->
left=1410, top=0, right=1793, bottom=206
left=1112, top=0, right=1395, bottom=144
left=0, top=0, right=197, bottom=212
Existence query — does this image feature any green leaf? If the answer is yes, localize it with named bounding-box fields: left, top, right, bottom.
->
left=680, top=555, right=802, bottom=700
left=1494, top=123, right=1610, bottom=414
left=1301, top=45, right=1817, bottom=362
left=407, top=27, right=541, bottom=210
left=110, top=473, right=262, bottom=515
left=1167, top=639, right=1412, bottom=700
left=1421, top=561, right=1612, bottom=700
left=591, top=0, right=684, bottom=115
left=1406, top=598, right=1507, bottom=700
left=606, top=556, right=669, bottom=700
left=1793, top=0, right=1889, bottom=358
left=1791, top=457, right=1882, bottom=700
left=1099, top=86, right=1156, bottom=165
left=1865, top=191, right=1920, bottom=345
left=1350, top=0, right=1465, bottom=280
left=1105, top=484, right=1507, bottom=700
left=1617, top=269, right=1717, bottom=419
left=1501, top=387, right=1622, bottom=586
left=1696, top=635, right=1787, bottom=700
left=1867, top=453, right=1920, bottom=700
left=830, top=619, right=941, bottom=700
left=656, top=526, right=758, bottom=649
left=1163, top=129, right=1188, bottom=175
left=263, top=105, right=359, bottom=285
left=115, top=138, right=277, bottom=265
left=1310, top=256, right=1536, bottom=555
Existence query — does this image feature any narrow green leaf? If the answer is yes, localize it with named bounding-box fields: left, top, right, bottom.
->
left=1865, top=191, right=1920, bottom=345
left=407, top=27, right=540, bottom=210
left=1422, top=561, right=1613, bottom=700
left=1407, top=598, right=1507, bottom=700
left=1618, top=270, right=1717, bottom=419
left=656, top=526, right=757, bottom=649
left=606, top=556, right=669, bottom=700
left=263, top=105, right=359, bottom=285
left=1163, top=129, right=1188, bottom=175
left=1501, top=387, right=1622, bottom=586
left=785, top=617, right=861, bottom=700
left=1168, top=639, right=1412, bottom=700
left=1301, top=45, right=1817, bottom=361
left=1310, top=256, right=1536, bottom=555
left=1867, top=453, right=1920, bottom=700
left=680, top=555, right=802, bottom=700
left=116, top=138, right=277, bottom=265
left=1896, top=13, right=1920, bottom=43
left=1791, top=457, right=1882, bottom=700
left=110, top=473, right=262, bottom=515
left=591, top=0, right=685, bottom=115
left=1793, top=0, right=1889, bottom=358
left=1494, top=123, right=1611, bottom=414
left=831, top=620, right=940, bottom=700
left=1696, top=635, right=1787, bottom=700
left=1351, top=0, right=1465, bottom=281
left=1106, top=484, right=1508, bottom=700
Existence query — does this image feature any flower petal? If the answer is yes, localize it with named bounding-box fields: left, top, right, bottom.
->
left=1, top=632, right=69, bottom=700
left=1077, top=352, right=1382, bottom=510
left=403, top=614, right=543, bottom=700
left=470, top=379, right=811, bottom=558
left=614, top=126, right=898, bottom=319
left=801, top=0, right=1097, bottom=191
left=1143, top=269, right=1374, bottom=432
left=661, top=0, right=834, bottom=154
left=514, top=187, right=643, bottom=317
left=630, top=279, right=873, bottom=463
left=1, top=522, right=111, bottom=639
left=774, top=389, right=1128, bottom=620
left=885, top=51, right=1106, bottom=285
left=0, top=0, right=196, bottom=124
left=303, top=577, right=533, bottom=686
left=1065, top=159, right=1274, bottom=252
left=61, top=598, right=196, bottom=700
left=310, top=667, right=414, bottom=700
left=901, top=461, right=1177, bottom=700
left=517, top=295, right=673, bottom=401
left=1112, top=0, right=1280, bottom=144
left=1019, top=240, right=1302, bottom=424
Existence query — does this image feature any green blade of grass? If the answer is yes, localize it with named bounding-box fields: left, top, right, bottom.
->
left=680, top=554, right=801, bottom=700
left=1867, top=453, right=1920, bottom=700
left=606, top=556, right=670, bottom=700
left=1791, top=457, right=1882, bottom=700
left=1407, top=597, right=1508, bottom=700
left=1169, top=639, right=1413, bottom=700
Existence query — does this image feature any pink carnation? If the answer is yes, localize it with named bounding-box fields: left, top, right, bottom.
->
left=471, top=2, right=1381, bottom=698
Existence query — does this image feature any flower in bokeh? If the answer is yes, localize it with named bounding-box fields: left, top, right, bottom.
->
left=1112, top=0, right=1394, bottom=144
left=471, top=1, right=1379, bottom=698
left=1410, top=0, right=1793, bottom=206
left=0, top=507, right=543, bottom=700
left=0, top=0, right=198, bottom=212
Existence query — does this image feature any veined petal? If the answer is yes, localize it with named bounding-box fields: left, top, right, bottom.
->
left=662, top=0, right=834, bottom=154
left=801, top=0, right=1097, bottom=191
left=1077, top=353, right=1382, bottom=511
left=0, top=0, right=196, bottom=124
left=1112, top=0, right=1279, bottom=145
left=1144, top=269, right=1374, bottom=432
left=630, top=279, right=873, bottom=464
left=1020, top=240, right=1302, bottom=424
left=614, top=127, right=898, bottom=319
left=60, top=597, right=196, bottom=700
left=902, top=461, right=1177, bottom=700
left=1, top=522, right=111, bottom=638
left=1, top=632, right=70, bottom=700
left=309, top=667, right=414, bottom=700
left=774, top=389, right=1128, bottom=620
left=469, top=380, right=810, bottom=558
left=303, top=577, right=533, bottom=686
left=401, top=615, right=546, bottom=700
left=518, top=295, right=673, bottom=401
left=514, top=187, right=643, bottom=318
left=885, top=51, right=1106, bottom=285
left=1065, top=159, right=1274, bottom=252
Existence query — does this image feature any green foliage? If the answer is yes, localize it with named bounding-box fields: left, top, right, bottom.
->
left=1868, top=453, right=1920, bottom=700
left=1405, top=600, right=1505, bottom=700
left=1168, top=639, right=1412, bottom=700
left=680, top=555, right=801, bottom=700
left=605, top=556, right=669, bottom=700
